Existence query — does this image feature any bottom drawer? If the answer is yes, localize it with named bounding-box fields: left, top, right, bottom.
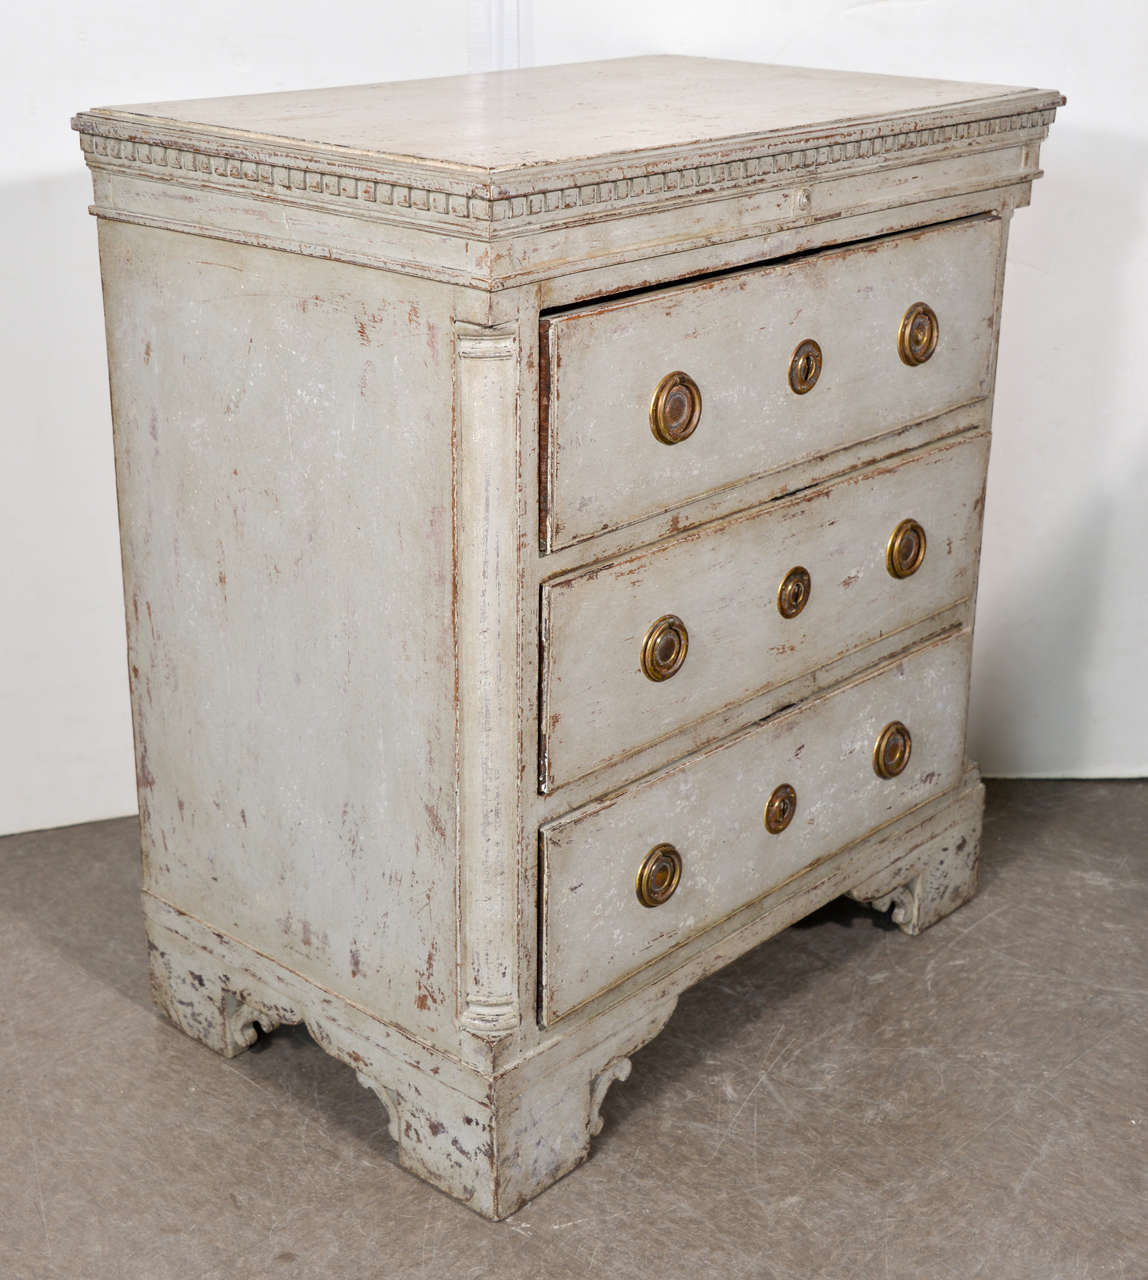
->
left=540, top=629, right=972, bottom=1024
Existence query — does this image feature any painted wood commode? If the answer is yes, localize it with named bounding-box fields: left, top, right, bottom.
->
left=74, top=58, right=1063, bottom=1218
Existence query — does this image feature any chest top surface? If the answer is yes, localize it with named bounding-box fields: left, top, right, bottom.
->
left=74, top=57, right=1059, bottom=175
left=73, top=57, right=1063, bottom=290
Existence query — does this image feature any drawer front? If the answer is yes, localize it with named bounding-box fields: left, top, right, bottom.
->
left=541, top=430, right=987, bottom=791
left=540, top=630, right=971, bottom=1024
left=541, top=215, right=1002, bottom=550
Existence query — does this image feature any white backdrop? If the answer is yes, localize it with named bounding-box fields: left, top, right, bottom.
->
left=2, top=1, right=1144, bottom=834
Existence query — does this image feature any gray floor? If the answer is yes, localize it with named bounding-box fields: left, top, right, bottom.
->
left=1, top=780, right=1145, bottom=1279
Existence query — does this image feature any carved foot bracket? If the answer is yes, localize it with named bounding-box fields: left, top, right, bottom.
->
left=143, top=892, right=506, bottom=1213
left=147, top=923, right=281, bottom=1058
left=142, top=891, right=678, bottom=1218
left=848, top=771, right=985, bottom=935
left=487, top=993, right=679, bottom=1215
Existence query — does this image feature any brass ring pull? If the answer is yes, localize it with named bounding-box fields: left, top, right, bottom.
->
left=874, top=721, right=912, bottom=779
left=650, top=371, right=702, bottom=444
left=764, top=784, right=797, bottom=834
left=641, top=614, right=689, bottom=682
left=788, top=339, right=822, bottom=394
left=898, top=302, right=939, bottom=366
left=636, top=843, right=682, bottom=907
left=777, top=566, right=812, bottom=619
left=886, top=518, right=927, bottom=579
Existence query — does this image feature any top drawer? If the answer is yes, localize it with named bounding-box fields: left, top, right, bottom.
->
left=540, top=214, right=1002, bottom=550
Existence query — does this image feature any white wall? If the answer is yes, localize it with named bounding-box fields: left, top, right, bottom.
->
left=2, top=2, right=1142, bottom=835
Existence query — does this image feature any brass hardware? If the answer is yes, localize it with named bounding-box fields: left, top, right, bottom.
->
left=641, top=614, right=689, bottom=682
left=636, top=842, right=682, bottom=908
left=886, top=518, right=927, bottom=579
left=788, top=339, right=822, bottom=394
left=650, top=371, right=702, bottom=444
left=777, top=566, right=812, bottom=619
left=898, top=302, right=939, bottom=366
left=764, top=784, right=797, bottom=834
left=874, top=721, right=912, bottom=779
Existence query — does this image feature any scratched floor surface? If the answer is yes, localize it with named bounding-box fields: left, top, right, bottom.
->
left=1, top=779, right=1145, bottom=1279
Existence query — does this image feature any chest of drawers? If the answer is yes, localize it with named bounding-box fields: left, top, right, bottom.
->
left=74, top=57, right=1062, bottom=1218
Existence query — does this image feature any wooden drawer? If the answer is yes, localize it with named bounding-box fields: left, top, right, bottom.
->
left=541, top=215, right=1002, bottom=550
left=540, top=629, right=971, bottom=1024
left=541, top=429, right=987, bottom=791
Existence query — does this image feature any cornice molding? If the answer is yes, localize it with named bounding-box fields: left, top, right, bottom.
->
left=74, top=100, right=1059, bottom=236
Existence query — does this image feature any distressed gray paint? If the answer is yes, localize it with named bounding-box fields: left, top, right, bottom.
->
left=541, top=431, right=990, bottom=790
left=99, top=223, right=462, bottom=1051
left=541, top=630, right=973, bottom=1023
left=543, top=216, right=1001, bottom=548
left=76, top=57, right=1061, bottom=1218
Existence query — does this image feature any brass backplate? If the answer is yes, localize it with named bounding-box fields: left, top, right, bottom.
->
left=886, top=518, right=927, bottom=579
left=636, top=842, right=682, bottom=907
left=778, top=566, right=812, bottom=619
left=874, top=721, right=912, bottom=779
left=641, top=614, right=689, bottom=682
left=764, top=783, right=798, bottom=834
left=650, top=370, right=702, bottom=444
left=788, top=338, right=822, bottom=394
left=898, top=302, right=939, bottom=366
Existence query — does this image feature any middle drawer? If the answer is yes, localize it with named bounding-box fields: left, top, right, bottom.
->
left=540, top=429, right=988, bottom=791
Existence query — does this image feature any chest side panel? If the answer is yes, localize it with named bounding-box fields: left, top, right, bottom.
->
left=100, top=223, right=460, bottom=1048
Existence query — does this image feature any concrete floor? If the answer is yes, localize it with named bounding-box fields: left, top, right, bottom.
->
left=1, top=780, right=1144, bottom=1279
